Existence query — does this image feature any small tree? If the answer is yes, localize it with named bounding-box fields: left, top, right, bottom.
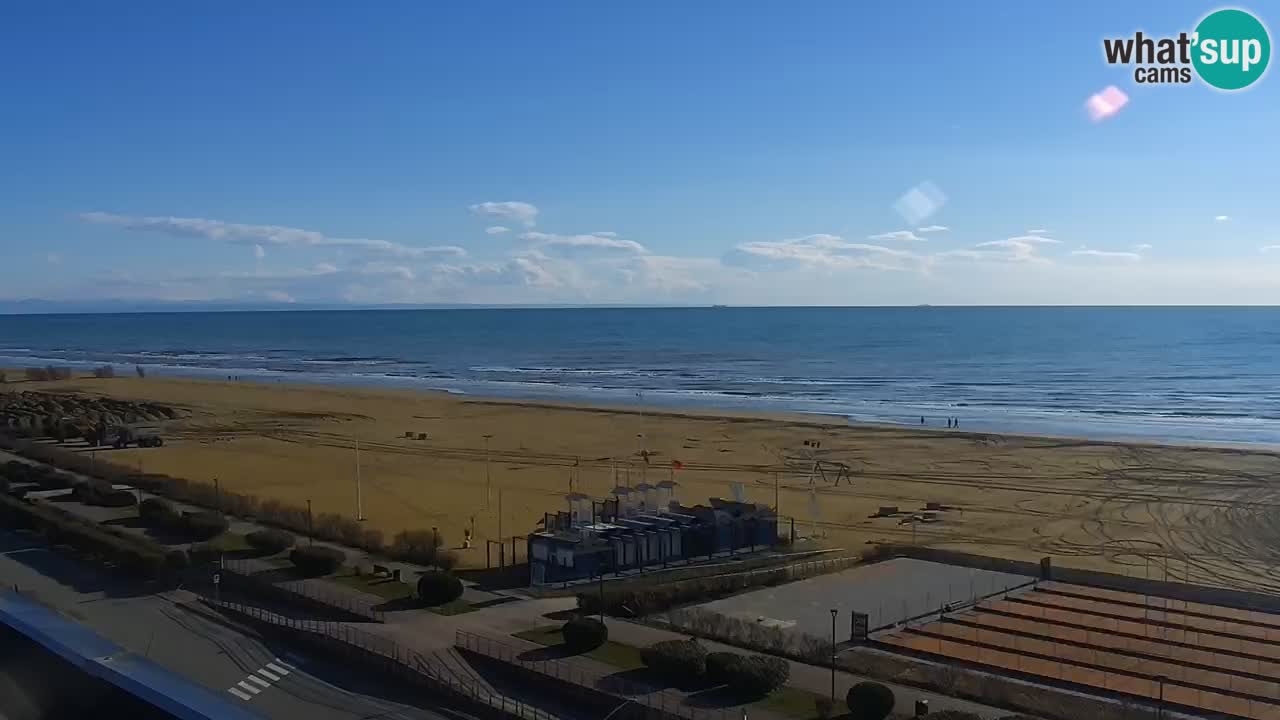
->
left=846, top=681, right=894, bottom=720
left=417, top=570, right=464, bottom=606
left=562, top=616, right=608, bottom=653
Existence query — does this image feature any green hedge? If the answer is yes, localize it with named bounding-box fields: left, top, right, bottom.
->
left=640, top=639, right=707, bottom=682
left=562, top=616, right=608, bottom=653
left=704, top=651, right=788, bottom=697
left=289, top=545, right=345, bottom=576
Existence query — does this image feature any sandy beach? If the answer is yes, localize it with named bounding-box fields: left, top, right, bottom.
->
left=7, top=373, right=1280, bottom=591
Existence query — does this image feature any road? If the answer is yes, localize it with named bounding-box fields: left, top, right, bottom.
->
left=0, top=530, right=471, bottom=720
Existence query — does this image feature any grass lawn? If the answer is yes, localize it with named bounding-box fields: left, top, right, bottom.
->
left=428, top=598, right=477, bottom=616
left=330, top=571, right=415, bottom=601
left=755, top=686, right=828, bottom=720
left=512, top=626, right=645, bottom=670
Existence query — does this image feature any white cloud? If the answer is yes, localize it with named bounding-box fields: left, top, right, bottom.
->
left=520, top=231, right=647, bottom=255
left=917, top=225, right=949, bottom=233
left=485, top=226, right=511, bottom=235
left=469, top=201, right=539, bottom=228
left=1026, top=229, right=1049, bottom=235
left=942, top=235, right=1060, bottom=264
left=1216, top=215, right=1231, bottom=222
left=868, top=230, right=925, bottom=242
left=253, top=244, right=266, bottom=259
left=1134, top=243, right=1153, bottom=251
left=728, top=234, right=926, bottom=271
left=264, top=290, right=295, bottom=303
left=1261, top=245, right=1280, bottom=253
left=80, top=212, right=465, bottom=260
left=1003, top=235, right=1061, bottom=244
left=1070, top=249, right=1141, bottom=261
left=590, top=232, right=618, bottom=238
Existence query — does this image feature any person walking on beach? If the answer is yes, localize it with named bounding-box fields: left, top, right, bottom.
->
left=947, top=418, right=952, bottom=428
left=920, top=416, right=925, bottom=425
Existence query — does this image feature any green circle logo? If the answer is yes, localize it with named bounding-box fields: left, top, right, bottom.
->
left=1192, top=8, right=1271, bottom=90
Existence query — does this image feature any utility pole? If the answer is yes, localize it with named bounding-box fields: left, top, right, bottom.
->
left=213, top=477, right=220, bottom=514
left=355, top=437, right=365, bottom=521
left=774, top=472, right=780, bottom=512
left=307, top=499, right=314, bottom=546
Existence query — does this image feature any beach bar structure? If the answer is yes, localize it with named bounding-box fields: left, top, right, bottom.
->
left=527, top=482, right=778, bottom=586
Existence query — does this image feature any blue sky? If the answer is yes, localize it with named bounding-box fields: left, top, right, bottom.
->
left=2, top=1, right=1278, bottom=306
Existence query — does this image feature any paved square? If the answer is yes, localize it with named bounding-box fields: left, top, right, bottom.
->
left=698, top=558, right=1033, bottom=640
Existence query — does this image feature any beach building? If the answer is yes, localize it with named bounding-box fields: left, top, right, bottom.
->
left=527, top=481, right=778, bottom=586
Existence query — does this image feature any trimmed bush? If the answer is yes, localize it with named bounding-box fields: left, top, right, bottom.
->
left=846, top=681, right=894, bottom=720
left=640, top=639, right=707, bottom=682
left=417, top=570, right=464, bottom=606
left=562, top=616, right=608, bottom=653
left=706, top=651, right=742, bottom=686
left=289, top=545, right=345, bottom=576
left=724, top=655, right=789, bottom=697
left=182, top=511, right=229, bottom=541
left=246, top=528, right=295, bottom=554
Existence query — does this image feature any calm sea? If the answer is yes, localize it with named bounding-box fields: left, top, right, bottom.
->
left=2, top=307, right=1279, bottom=445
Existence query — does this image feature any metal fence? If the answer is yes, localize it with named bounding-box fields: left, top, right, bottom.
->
left=215, top=557, right=386, bottom=622
left=455, top=630, right=741, bottom=720
left=199, top=594, right=562, bottom=720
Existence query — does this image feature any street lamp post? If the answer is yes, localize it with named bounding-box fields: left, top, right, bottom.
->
left=829, top=608, right=838, bottom=702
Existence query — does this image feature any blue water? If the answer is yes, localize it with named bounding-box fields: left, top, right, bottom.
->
left=2, top=307, right=1279, bottom=445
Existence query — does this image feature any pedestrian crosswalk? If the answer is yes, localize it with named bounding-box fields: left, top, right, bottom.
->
left=227, top=658, right=293, bottom=701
